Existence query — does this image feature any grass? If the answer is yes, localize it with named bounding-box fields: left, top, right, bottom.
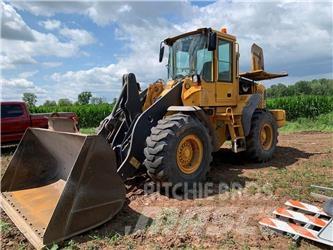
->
left=0, top=220, right=12, bottom=234
left=248, top=158, right=333, bottom=201
left=79, top=112, right=333, bottom=136
left=280, top=112, right=333, bottom=133
left=79, top=127, right=96, bottom=135
left=89, top=231, right=122, bottom=246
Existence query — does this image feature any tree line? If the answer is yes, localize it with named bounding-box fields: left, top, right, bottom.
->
left=22, top=91, right=116, bottom=107
left=266, top=78, right=333, bottom=98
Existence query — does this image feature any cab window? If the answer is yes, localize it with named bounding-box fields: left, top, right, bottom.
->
left=218, top=39, right=232, bottom=82
left=197, top=48, right=213, bottom=82
left=1, top=104, right=24, bottom=118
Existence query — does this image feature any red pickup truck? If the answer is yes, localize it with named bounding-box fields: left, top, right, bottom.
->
left=1, top=101, right=77, bottom=146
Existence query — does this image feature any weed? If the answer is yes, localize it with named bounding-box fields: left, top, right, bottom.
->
left=18, top=242, right=27, bottom=250
left=0, top=220, right=11, bottom=234
left=47, top=244, right=58, bottom=250
left=63, top=240, right=78, bottom=250
left=106, top=232, right=122, bottom=246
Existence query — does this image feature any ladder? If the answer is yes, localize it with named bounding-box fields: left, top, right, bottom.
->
left=223, top=107, right=246, bottom=153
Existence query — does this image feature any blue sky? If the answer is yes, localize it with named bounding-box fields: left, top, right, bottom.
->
left=1, top=1, right=332, bottom=104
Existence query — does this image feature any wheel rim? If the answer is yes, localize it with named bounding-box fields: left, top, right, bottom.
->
left=176, top=134, right=203, bottom=174
left=260, top=123, right=273, bottom=150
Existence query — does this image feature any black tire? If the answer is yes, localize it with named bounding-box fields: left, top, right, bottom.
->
left=143, top=113, right=212, bottom=186
left=245, top=110, right=278, bottom=162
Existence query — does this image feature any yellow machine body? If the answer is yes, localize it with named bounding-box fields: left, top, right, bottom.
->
left=144, top=28, right=287, bottom=150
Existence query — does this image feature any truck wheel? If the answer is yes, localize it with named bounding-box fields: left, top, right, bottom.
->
left=143, top=113, right=212, bottom=186
left=245, top=110, right=278, bottom=162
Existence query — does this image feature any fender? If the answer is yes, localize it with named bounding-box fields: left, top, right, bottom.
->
left=242, top=93, right=261, bottom=136
left=167, top=105, right=220, bottom=152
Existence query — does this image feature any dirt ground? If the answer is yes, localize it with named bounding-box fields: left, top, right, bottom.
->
left=1, top=132, right=332, bottom=249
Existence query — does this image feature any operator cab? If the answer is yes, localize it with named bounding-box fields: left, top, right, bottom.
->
left=160, top=28, right=236, bottom=83
left=159, top=27, right=287, bottom=105
left=160, top=27, right=239, bottom=106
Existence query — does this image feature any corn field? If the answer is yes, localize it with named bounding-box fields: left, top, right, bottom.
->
left=30, top=95, right=332, bottom=128
left=30, top=103, right=114, bottom=128
left=267, top=95, right=333, bottom=120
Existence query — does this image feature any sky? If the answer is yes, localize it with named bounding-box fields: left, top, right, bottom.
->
left=1, top=0, right=332, bottom=105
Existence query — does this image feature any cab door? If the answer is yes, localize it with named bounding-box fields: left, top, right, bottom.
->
left=215, top=38, right=237, bottom=105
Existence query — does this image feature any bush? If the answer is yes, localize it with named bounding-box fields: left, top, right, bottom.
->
left=30, top=103, right=114, bottom=128
left=267, top=95, right=333, bottom=120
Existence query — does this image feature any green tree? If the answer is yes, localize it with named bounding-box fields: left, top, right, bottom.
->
left=43, top=100, right=57, bottom=106
left=266, top=79, right=333, bottom=98
left=90, top=97, right=106, bottom=105
left=78, top=91, right=92, bottom=105
left=22, top=92, right=37, bottom=107
left=58, top=98, right=72, bottom=106
left=294, top=81, right=312, bottom=95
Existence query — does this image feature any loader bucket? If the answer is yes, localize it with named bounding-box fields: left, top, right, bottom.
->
left=0, top=128, right=126, bottom=249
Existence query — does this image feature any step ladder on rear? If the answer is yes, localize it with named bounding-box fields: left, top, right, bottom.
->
left=223, top=107, right=246, bottom=153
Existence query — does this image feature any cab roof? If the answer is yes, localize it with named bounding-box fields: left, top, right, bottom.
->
left=164, top=27, right=236, bottom=45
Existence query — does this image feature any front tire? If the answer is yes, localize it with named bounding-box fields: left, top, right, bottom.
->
left=143, top=113, right=212, bottom=186
left=245, top=110, right=278, bottom=162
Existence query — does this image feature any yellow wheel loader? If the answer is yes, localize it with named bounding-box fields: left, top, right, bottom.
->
left=1, top=27, right=287, bottom=248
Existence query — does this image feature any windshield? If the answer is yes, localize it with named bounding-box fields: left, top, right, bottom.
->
left=168, top=34, right=213, bottom=81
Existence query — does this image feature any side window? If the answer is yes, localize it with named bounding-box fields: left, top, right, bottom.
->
left=218, top=39, right=232, bottom=82
left=1, top=104, right=24, bottom=118
left=197, top=48, right=213, bottom=81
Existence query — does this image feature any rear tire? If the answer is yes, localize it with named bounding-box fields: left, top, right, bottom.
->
left=143, top=113, right=212, bottom=186
left=245, top=110, right=278, bottom=162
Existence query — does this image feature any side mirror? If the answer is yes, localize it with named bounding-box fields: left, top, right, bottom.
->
left=159, top=42, right=165, bottom=62
left=208, top=32, right=217, bottom=51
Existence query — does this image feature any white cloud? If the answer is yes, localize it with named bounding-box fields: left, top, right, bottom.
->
left=50, top=64, right=126, bottom=101
left=48, top=1, right=332, bottom=102
left=6, top=1, right=333, bottom=103
left=1, top=2, right=96, bottom=70
left=11, top=1, right=190, bottom=26
left=118, top=4, right=132, bottom=13
left=11, top=1, right=90, bottom=17
left=42, top=61, right=63, bottom=68
left=1, top=1, right=35, bottom=41
left=18, top=70, right=38, bottom=79
left=1, top=54, right=37, bottom=69
left=0, top=77, right=47, bottom=101
left=1, top=78, right=35, bottom=88
left=59, top=27, right=95, bottom=45
left=39, top=19, right=61, bottom=30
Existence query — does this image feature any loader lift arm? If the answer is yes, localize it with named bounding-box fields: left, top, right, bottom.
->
left=98, top=73, right=182, bottom=179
